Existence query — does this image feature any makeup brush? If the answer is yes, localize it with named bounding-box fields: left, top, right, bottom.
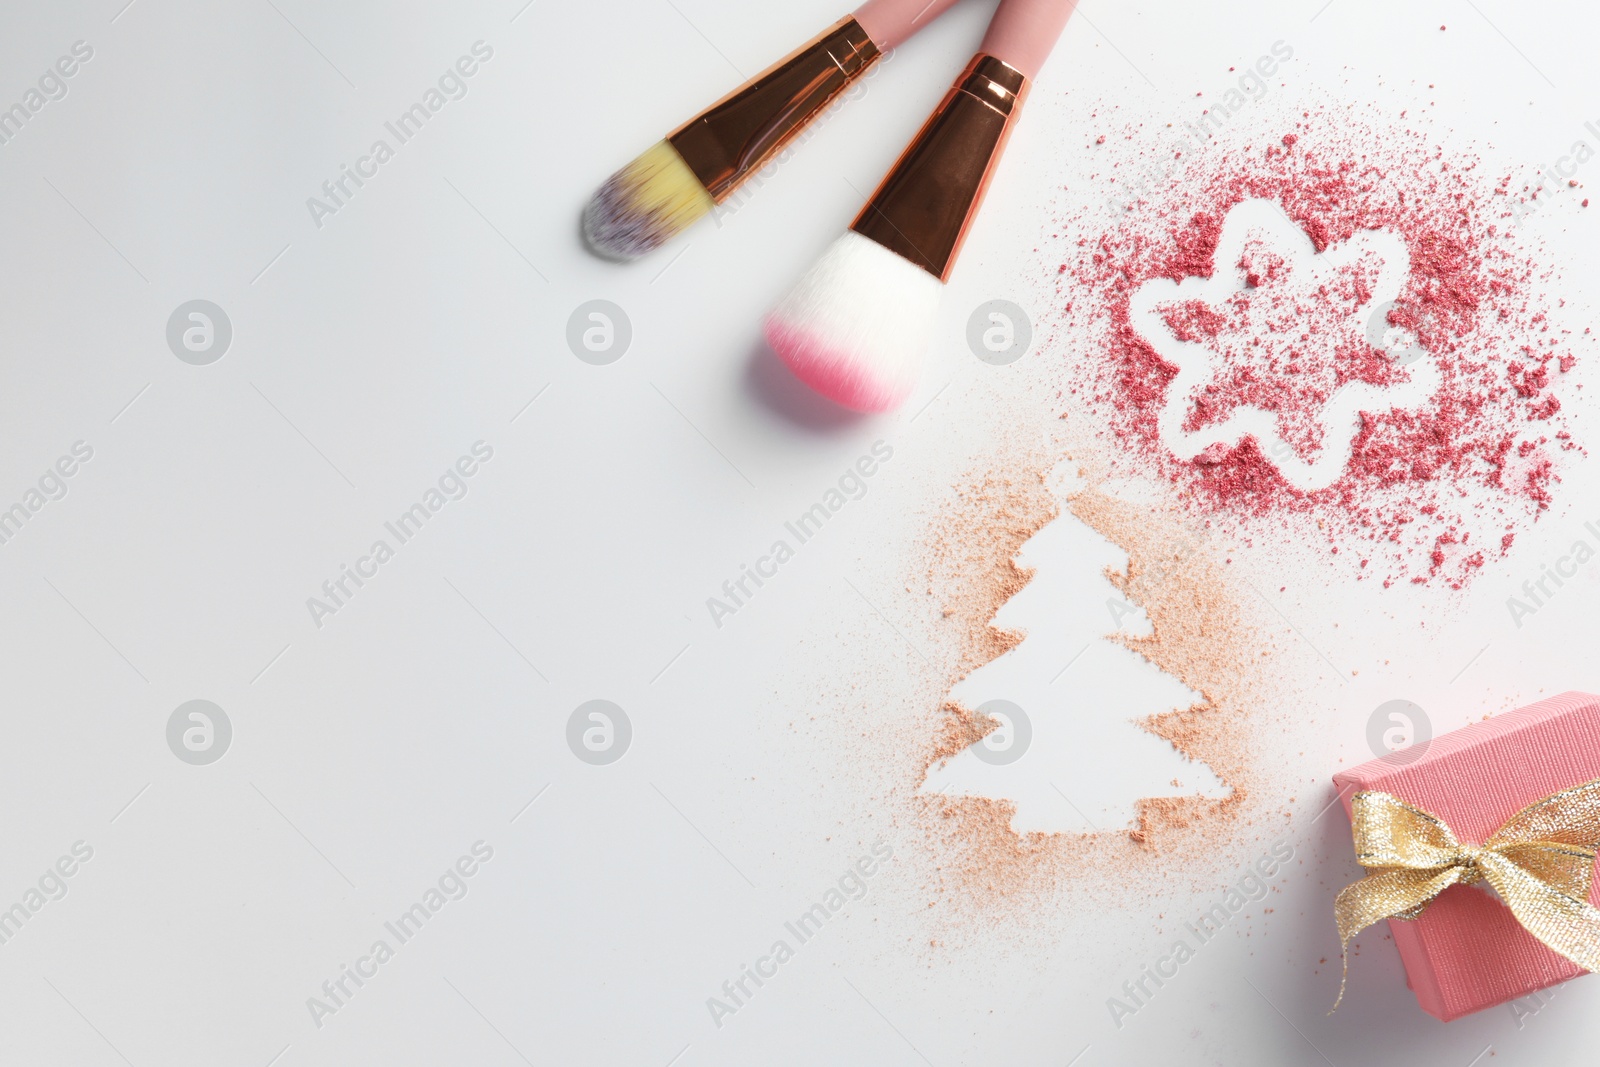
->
left=765, top=0, right=1079, bottom=412
left=583, top=0, right=969, bottom=261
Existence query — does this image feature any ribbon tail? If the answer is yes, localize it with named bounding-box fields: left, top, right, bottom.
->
left=1478, top=852, right=1600, bottom=974
left=1331, top=866, right=1464, bottom=1013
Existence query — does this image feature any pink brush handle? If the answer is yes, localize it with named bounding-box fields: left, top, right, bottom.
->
left=853, top=0, right=968, bottom=50
left=978, top=0, right=1078, bottom=79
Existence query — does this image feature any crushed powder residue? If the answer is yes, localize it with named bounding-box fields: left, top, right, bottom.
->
left=1042, top=96, right=1588, bottom=589
left=872, top=454, right=1293, bottom=939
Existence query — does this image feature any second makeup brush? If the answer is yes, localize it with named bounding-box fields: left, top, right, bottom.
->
left=765, top=0, right=1079, bottom=412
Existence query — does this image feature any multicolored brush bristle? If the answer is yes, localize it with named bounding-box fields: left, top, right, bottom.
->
left=581, top=141, right=714, bottom=262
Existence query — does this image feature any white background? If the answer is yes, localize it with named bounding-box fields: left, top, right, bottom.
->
left=1, top=0, right=1599, bottom=1064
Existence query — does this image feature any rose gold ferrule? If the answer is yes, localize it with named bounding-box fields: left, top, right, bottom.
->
left=667, top=16, right=881, bottom=203
left=850, top=54, right=1029, bottom=281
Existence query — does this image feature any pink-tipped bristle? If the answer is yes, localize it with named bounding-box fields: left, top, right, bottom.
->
left=764, top=315, right=911, bottom=414
left=764, top=230, right=941, bottom=411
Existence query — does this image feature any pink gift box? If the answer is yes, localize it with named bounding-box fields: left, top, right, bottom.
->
left=1333, top=690, right=1600, bottom=1020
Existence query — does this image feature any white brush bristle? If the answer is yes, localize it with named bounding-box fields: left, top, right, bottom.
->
left=764, top=231, right=942, bottom=412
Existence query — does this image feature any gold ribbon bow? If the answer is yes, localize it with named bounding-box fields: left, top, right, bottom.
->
left=1332, top=778, right=1600, bottom=1010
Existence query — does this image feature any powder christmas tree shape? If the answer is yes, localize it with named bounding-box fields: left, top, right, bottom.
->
left=922, top=483, right=1229, bottom=832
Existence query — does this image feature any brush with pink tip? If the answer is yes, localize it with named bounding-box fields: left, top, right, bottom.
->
left=765, top=0, right=1079, bottom=412
left=583, top=0, right=972, bottom=261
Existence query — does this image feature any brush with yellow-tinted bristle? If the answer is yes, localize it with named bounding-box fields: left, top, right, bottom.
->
left=582, top=141, right=714, bottom=262
left=580, top=11, right=914, bottom=262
